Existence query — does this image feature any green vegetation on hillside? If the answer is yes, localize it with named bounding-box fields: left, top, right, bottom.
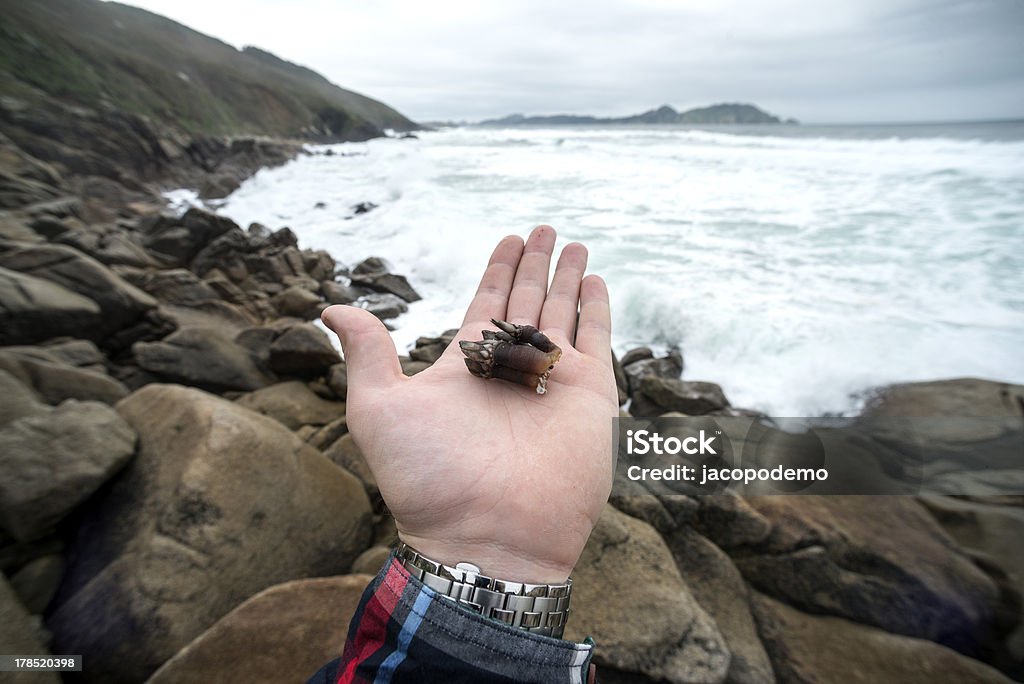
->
left=0, top=0, right=417, bottom=141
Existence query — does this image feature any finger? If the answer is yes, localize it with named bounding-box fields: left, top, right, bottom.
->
left=539, top=242, right=587, bottom=340
left=460, top=234, right=525, bottom=330
left=505, top=225, right=556, bottom=327
left=321, top=305, right=403, bottom=390
left=575, top=275, right=612, bottom=365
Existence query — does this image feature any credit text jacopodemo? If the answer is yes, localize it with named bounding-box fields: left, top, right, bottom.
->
left=626, top=464, right=829, bottom=486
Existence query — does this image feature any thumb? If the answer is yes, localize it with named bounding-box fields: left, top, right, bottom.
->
left=321, top=305, right=403, bottom=390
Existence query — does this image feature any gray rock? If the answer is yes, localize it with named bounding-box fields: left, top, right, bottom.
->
left=323, top=433, right=379, bottom=507
left=267, top=323, right=339, bottom=377
left=139, top=208, right=239, bottom=265
left=326, top=362, right=348, bottom=399
left=630, top=376, right=730, bottom=417
left=321, top=280, right=369, bottom=305
left=0, top=266, right=102, bottom=344
left=356, top=292, right=408, bottom=320
left=352, top=256, right=389, bottom=275
left=623, top=348, right=683, bottom=388
left=133, top=326, right=271, bottom=392
left=620, top=347, right=654, bottom=367
left=612, top=350, right=629, bottom=405
left=50, top=385, right=372, bottom=683
left=350, top=271, right=421, bottom=302
left=40, top=338, right=104, bottom=368
left=0, top=400, right=137, bottom=540
left=0, top=348, right=129, bottom=405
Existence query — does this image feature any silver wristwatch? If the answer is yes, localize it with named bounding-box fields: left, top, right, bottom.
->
left=396, top=542, right=573, bottom=639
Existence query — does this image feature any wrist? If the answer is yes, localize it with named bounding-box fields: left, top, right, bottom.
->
left=396, top=532, right=574, bottom=585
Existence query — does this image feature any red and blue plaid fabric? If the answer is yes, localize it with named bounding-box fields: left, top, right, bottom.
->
left=306, top=556, right=596, bottom=684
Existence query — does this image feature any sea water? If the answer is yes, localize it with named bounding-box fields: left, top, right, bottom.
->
left=209, top=122, right=1024, bottom=415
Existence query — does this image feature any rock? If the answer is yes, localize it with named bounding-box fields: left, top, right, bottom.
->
left=862, top=378, right=1024, bottom=418
left=0, top=241, right=156, bottom=333
left=351, top=547, right=392, bottom=575
left=751, top=592, right=1011, bottom=683
left=693, top=495, right=772, bottom=549
left=147, top=575, right=372, bottom=684
left=268, top=323, right=340, bottom=377
left=352, top=256, right=388, bottom=275
left=0, top=348, right=129, bottom=405
left=565, top=506, right=730, bottom=684
left=0, top=400, right=136, bottom=541
left=305, top=414, right=349, bottom=451
left=352, top=201, right=378, bottom=215
left=667, top=529, right=774, bottom=684
left=271, top=285, right=325, bottom=319
left=620, top=347, right=654, bottom=367
left=409, top=336, right=447, bottom=363
left=920, top=496, right=1024, bottom=669
left=40, top=338, right=105, bottom=368
left=400, top=358, right=431, bottom=376
left=630, top=376, right=730, bottom=417
left=350, top=271, right=421, bottom=302
left=737, top=496, right=999, bottom=654
left=139, top=208, right=239, bottom=265
left=235, top=381, right=343, bottom=430
left=0, top=369, right=46, bottom=428
left=0, top=577, right=61, bottom=684
left=50, top=385, right=372, bottom=683
left=326, top=362, right=347, bottom=399
left=356, top=292, right=408, bottom=320
left=133, top=326, right=271, bottom=392
left=321, top=280, right=369, bottom=304
left=0, top=266, right=102, bottom=344
left=623, top=348, right=683, bottom=388
left=9, top=554, right=65, bottom=614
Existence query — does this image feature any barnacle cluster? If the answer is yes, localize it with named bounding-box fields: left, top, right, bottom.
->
left=460, top=319, right=562, bottom=394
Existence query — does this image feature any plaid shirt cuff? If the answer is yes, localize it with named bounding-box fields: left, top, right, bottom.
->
left=307, top=554, right=595, bottom=684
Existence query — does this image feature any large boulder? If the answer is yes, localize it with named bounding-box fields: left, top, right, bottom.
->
left=271, top=285, right=325, bottom=319
left=0, top=577, right=61, bottom=684
left=133, top=326, right=271, bottom=392
left=267, top=323, right=340, bottom=377
left=737, top=496, right=999, bottom=654
left=0, top=241, right=156, bottom=332
left=667, top=528, right=774, bottom=684
left=0, top=266, right=102, bottom=344
left=0, top=368, right=46, bottom=428
left=862, top=378, right=1024, bottom=418
left=49, top=385, right=372, bottom=683
left=147, top=575, right=372, bottom=684
left=751, top=593, right=1011, bottom=683
left=0, top=347, right=128, bottom=405
left=235, top=381, right=343, bottom=431
left=0, top=400, right=137, bottom=541
left=138, top=208, right=239, bottom=266
left=566, top=506, right=730, bottom=684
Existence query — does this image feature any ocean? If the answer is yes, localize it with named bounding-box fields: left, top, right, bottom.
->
left=193, top=121, right=1024, bottom=416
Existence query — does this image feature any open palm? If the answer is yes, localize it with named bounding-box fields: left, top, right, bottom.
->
left=322, top=226, right=618, bottom=583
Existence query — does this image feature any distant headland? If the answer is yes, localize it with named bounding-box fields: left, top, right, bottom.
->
left=476, top=103, right=797, bottom=126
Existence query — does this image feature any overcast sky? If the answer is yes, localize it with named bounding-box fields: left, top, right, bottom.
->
left=121, top=0, right=1024, bottom=124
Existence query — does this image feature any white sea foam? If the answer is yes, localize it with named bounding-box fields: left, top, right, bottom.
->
left=214, top=124, right=1024, bottom=415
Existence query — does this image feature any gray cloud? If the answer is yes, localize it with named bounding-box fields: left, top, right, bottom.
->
left=120, top=0, right=1024, bottom=123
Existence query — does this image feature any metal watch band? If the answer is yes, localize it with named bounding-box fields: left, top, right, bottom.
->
left=395, top=542, right=572, bottom=639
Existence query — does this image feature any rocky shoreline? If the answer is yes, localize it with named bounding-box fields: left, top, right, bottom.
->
left=2, top=129, right=1024, bottom=683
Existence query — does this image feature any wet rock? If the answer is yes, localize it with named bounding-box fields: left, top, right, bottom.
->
left=0, top=400, right=136, bottom=541
left=352, top=256, right=389, bottom=275
left=321, top=280, right=369, bottom=305
left=0, top=266, right=102, bottom=344
left=351, top=201, right=378, bottom=215
left=357, top=292, right=408, bottom=320
left=738, top=496, right=999, bottom=654
left=620, top=347, right=654, bottom=367
left=235, top=381, right=343, bottom=430
left=751, top=592, right=1011, bottom=683
left=350, top=271, right=421, bottom=302
left=566, top=506, right=730, bottom=684
left=630, top=376, right=730, bottom=417
left=50, top=385, right=372, bottom=683
left=147, top=576, right=372, bottom=684
left=623, top=348, right=683, bottom=388
left=133, top=326, right=271, bottom=392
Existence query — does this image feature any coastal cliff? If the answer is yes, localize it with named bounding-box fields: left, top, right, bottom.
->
left=479, top=103, right=794, bottom=127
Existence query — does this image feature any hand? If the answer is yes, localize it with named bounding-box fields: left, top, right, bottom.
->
left=321, top=225, right=618, bottom=583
